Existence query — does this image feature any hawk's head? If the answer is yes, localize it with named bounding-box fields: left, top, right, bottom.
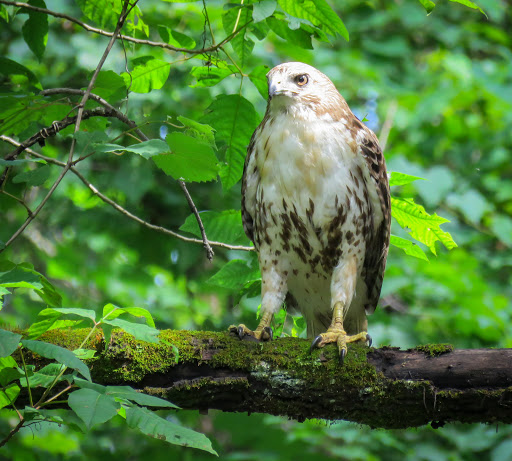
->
left=266, top=62, right=347, bottom=120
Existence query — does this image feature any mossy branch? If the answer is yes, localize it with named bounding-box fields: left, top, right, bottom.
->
left=18, top=328, right=512, bottom=430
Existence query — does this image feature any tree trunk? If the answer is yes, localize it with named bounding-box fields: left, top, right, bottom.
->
left=21, top=329, right=512, bottom=429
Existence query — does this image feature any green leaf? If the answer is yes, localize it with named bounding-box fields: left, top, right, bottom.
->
left=391, top=197, right=457, bottom=255
left=101, top=318, right=160, bottom=344
left=68, top=388, right=120, bottom=430
left=0, top=267, right=42, bottom=289
left=201, top=95, right=259, bottom=189
left=122, top=57, right=171, bottom=93
left=158, top=25, right=196, bottom=49
left=21, top=0, right=48, bottom=59
left=448, top=0, right=486, bottom=16
left=21, top=339, right=91, bottom=381
left=266, top=16, right=313, bottom=49
left=74, top=378, right=178, bottom=408
left=73, top=349, right=96, bottom=360
left=0, top=383, right=20, bottom=410
left=189, top=66, right=235, bottom=88
left=0, top=356, right=21, bottom=386
left=12, top=165, right=51, bottom=186
left=20, top=363, right=70, bottom=388
left=389, top=172, right=424, bottom=187
left=94, top=139, right=170, bottom=159
left=0, top=158, right=46, bottom=166
left=208, top=259, right=261, bottom=290
left=102, top=305, right=156, bottom=328
left=126, top=406, right=217, bottom=455
left=253, top=0, right=276, bottom=22
left=222, top=6, right=255, bottom=68
left=176, top=116, right=216, bottom=146
left=417, top=0, right=436, bottom=14
left=25, top=310, right=61, bottom=339
left=249, top=65, right=270, bottom=99
left=390, top=235, right=429, bottom=261
left=153, top=132, right=219, bottom=183
left=0, top=329, right=22, bottom=357
left=44, top=307, right=97, bottom=322
left=180, top=210, right=251, bottom=246
left=106, top=386, right=178, bottom=408
left=92, top=70, right=127, bottom=99
left=276, top=0, right=349, bottom=41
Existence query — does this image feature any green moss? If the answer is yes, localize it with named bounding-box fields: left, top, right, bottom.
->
left=415, top=343, right=454, bottom=357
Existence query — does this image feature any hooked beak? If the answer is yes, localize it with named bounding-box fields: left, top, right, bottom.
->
left=268, top=81, right=297, bottom=99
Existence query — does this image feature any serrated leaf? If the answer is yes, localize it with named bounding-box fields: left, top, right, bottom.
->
left=0, top=329, right=22, bottom=357
left=126, top=406, right=217, bottom=455
left=222, top=6, right=255, bottom=68
left=102, top=306, right=156, bottom=328
left=21, top=339, right=91, bottom=381
left=101, top=318, right=160, bottom=344
left=391, top=197, right=457, bottom=255
left=153, top=132, right=219, bottom=183
left=417, top=0, right=436, bottom=14
left=106, top=386, right=179, bottom=408
left=208, top=259, right=261, bottom=291
left=189, top=66, right=235, bottom=88
left=180, top=210, right=251, bottom=246
left=176, top=116, right=216, bottom=146
left=93, top=139, right=170, bottom=159
left=389, top=171, right=425, bottom=187
left=253, top=0, right=276, bottom=22
left=21, top=0, right=48, bottom=59
left=201, top=95, right=259, bottom=189
left=390, top=235, right=429, bottom=261
left=249, top=65, right=270, bottom=99
left=12, top=165, right=51, bottom=186
left=277, top=0, right=348, bottom=41
left=158, top=25, right=196, bottom=49
left=122, top=57, right=171, bottom=94
left=68, top=388, right=120, bottom=430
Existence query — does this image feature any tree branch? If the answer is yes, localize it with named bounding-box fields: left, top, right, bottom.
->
left=0, top=136, right=253, bottom=252
left=17, top=329, right=512, bottom=429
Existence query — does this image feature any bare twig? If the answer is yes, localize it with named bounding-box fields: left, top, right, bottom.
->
left=178, top=180, right=214, bottom=260
left=379, top=100, right=398, bottom=152
left=0, top=136, right=253, bottom=252
left=0, top=0, right=251, bottom=55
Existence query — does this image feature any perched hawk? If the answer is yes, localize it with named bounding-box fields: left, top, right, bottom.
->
left=231, top=62, right=390, bottom=363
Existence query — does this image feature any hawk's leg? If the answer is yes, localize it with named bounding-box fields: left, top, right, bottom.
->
left=310, top=302, right=370, bottom=364
left=310, top=256, right=370, bottom=364
left=229, top=262, right=287, bottom=342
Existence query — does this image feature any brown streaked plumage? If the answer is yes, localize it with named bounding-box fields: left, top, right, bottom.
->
left=232, top=62, right=390, bottom=363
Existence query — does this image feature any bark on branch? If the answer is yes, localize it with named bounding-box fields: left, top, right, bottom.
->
left=20, top=329, right=512, bottom=429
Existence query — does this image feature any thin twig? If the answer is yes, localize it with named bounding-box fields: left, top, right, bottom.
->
left=379, top=100, right=398, bottom=152
left=0, top=418, right=24, bottom=448
left=0, top=0, right=251, bottom=55
left=0, top=136, right=253, bottom=252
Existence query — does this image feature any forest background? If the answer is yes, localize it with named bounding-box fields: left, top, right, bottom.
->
left=0, top=0, right=511, bottom=459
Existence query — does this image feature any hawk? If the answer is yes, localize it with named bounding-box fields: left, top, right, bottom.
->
left=230, top=62, right=390, bottom=363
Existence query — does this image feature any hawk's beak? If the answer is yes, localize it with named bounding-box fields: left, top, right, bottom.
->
left=268, top=81, right=290, bottom=98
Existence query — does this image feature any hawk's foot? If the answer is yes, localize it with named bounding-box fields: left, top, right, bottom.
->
left=228, top=324, right=273, bottom=342
left=310, top=328, right=371, bottom=364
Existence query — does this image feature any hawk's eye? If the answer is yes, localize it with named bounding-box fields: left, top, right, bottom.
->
left=295, top=74, right=309, bottom=87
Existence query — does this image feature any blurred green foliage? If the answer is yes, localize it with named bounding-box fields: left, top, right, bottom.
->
left=0, top=0, right=511, bottom=459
